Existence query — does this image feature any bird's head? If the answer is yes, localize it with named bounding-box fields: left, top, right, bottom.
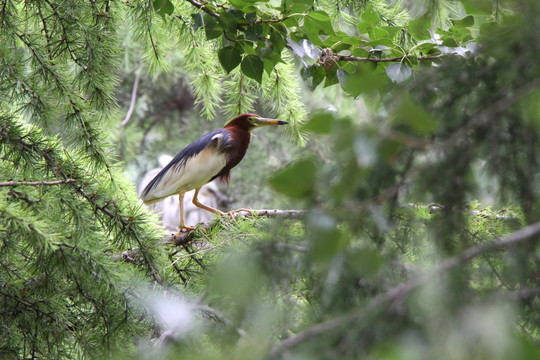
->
left=225, top=113, right=288, bottom=131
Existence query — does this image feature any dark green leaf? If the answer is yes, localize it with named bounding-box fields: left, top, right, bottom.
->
left=241, top=55, right=264, bottom=83
left=153, top=0, right=174, bottom=16
left=244, top=24, right=264, bottom=41
left=218, top=46, right=242, bottom=73
left=269, top=158, right=317, bottom=198
left=203, top=15, right=222, bottom=40
left=270, top=30, right=286, bottom=53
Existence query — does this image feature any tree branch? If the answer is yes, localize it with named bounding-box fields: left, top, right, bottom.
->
left=168, top=209, right=305, bottom=246
left=336, top=53, right=447, bottom=63
left=270, top=221, right=540, bottom=356
left=184, top=0, right=220, bottom=18
left=0, top=179, right=77, bottom=187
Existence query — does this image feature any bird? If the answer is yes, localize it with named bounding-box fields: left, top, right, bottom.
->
left=140, top=113, right=288, bottom=235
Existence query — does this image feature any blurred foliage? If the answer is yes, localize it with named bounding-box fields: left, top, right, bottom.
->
left=2, top=0, right=540, bottom=359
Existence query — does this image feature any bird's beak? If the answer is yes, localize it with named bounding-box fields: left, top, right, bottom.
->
left=253, top=117, right=289, bottom=127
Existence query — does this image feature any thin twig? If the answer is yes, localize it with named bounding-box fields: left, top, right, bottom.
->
left=0, top=179, right=77, bottom=187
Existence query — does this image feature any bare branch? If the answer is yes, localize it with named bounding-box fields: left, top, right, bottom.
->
left=0, top=179, right=77, bottom=187
left=270, top=221, right=540, bottom=356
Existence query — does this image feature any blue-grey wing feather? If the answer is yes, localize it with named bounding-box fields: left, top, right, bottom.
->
left=141, top=129, right=230, bottom=200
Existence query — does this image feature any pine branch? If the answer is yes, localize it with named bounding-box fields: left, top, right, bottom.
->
left=0, top=126, right=164, bottom=285
left=270, top=221, right=540, bottom=356
left=0, top=179, right=77, bottom=187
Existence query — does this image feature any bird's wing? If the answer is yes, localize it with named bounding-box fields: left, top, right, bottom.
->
left=141, top=129, right=231, bottom=204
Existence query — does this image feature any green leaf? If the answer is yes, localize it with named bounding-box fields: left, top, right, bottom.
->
left=308, top=10, right=331, bottom=23
left=203, top=15, right=222, bottom=40
left=409, top=15, right=431, bottom=41
left=337, top=65, right=387, bottom=97
left=368, top=27, right=389, bottom=41
left=302, top=111, right=334, bottom=134
left=462, top=0, right=493, bottom=15
left=153, top=0, right=174, bottom=16
left=361, top=8, right=381, bottom=25
left=382, top=26, right=402, bottom=39
left=348, top=248, right=382, bottom=277
left=241, top=55, right=264, bottom=83
left=191, top=13, right=204, bottom=31
left=307, top=211, right=345, bottom=262
left=218, top=46, right=242, bottom=73
left=385, top=63, right=412, bottom=83
left=269, top=158, right=317, bottom=198
left=282, top=0, right=313, bottom=13
left=270, top=29, right=286, bottom=53
left=229, top=0, right=256, bottom=11
left=392, top=96, right=438, bottom=136
left=452, top=15, right=475, bottom=28
left=305, top=10, right=334, bottom=35
left=442, top=37, right=459, bottom=47
left=244, top=23, right=264, bottom=41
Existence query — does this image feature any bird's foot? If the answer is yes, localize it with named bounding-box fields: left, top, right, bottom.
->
left=224, top=208, right=253, bottom=217
left=174, top=226, right=196, bottom=238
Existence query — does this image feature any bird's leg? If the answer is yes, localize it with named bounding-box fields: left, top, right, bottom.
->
left=174, top=192, right=195, bottom=237
left=192, top=187, right=226, bottom=216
